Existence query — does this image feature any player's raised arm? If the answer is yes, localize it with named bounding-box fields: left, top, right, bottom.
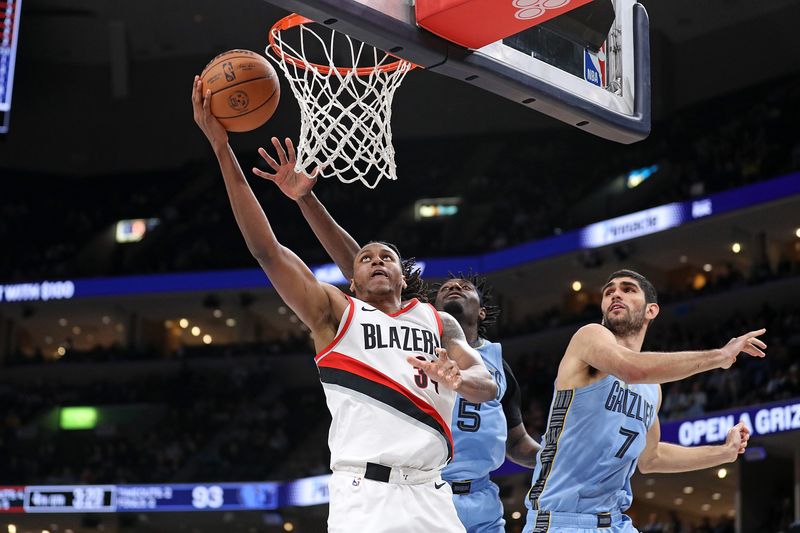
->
left=253, top=138, right=361, bottom=280
left=638, top=389, right=749, bottom=474
left=564, top=323, right=766, bottom=385
left=192, top=77, right=346, bottom=341
left=408, top=312, right=497, bottom=403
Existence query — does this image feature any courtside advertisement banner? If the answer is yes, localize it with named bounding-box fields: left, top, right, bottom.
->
left=661, top=397, right=800, bottom=447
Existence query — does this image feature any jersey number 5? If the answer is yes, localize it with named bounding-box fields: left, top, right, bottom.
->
left=456, top=398, right=481, bottom=432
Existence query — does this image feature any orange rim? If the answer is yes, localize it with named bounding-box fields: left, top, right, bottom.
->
left=268, top=13, right=417, bottom=76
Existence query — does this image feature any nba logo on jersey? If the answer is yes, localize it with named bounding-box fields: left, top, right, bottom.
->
left=584, top=44, right=606, bottom=88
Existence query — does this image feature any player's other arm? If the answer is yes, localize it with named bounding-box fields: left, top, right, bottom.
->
left=501, top=362, right=541, bottom=468
left=192, top=78, right=343, bottom=338
left=567, top=323, right=766, bottom=385
left=408, top=313, right=497, bottom=403
left=253, top=137, right=360, bottom=279
left=638, top=389, right=748, bottom=473
left=506, top=424, right=541, bottom=469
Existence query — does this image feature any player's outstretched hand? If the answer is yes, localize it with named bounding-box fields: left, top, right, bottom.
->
left=719, top=328, right=766, bottom=369
left=724, top=421, right=750, bottom=461
left=253, top=137, right=321, bottom=201
left=191, top=75, right=228, bottom=150
left=407, top=348, right=462, bottom=391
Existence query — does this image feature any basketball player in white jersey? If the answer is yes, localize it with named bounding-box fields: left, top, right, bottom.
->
left=252, top=136, right=542, bottom=532
left=192, top=77, right=497, bottom=533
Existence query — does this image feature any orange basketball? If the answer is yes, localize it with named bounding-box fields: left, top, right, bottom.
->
left=200, top=49, right=280, bottom=133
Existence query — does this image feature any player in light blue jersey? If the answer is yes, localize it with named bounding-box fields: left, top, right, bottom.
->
left=524, top=270, right=767, bottom=533
left=434, top=274, right=541, bottom=533
left=253, top=141, right=541, bottom=532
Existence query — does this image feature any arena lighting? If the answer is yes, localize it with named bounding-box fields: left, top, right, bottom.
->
left=674, top=498, right=683, bottom=505
left=59, top=407, right=98, bottom=430
left=717, top=468, right=728, bottom=479
left=682, top=486, right=694, bottom=494
left=625, top=164, right=659, bottom=189
left=795, top=228, right=800, bottom=238
left=644, top=491, right=655, bottom=499
left=414, top=197, right=461, bottom=220
left=58, top=318, right=67, bottom=326
left=179, top=318, right=189, bottom=328
left=731, top=242, right=742, bottom=253
left=225, top=318, right=236, bottom=327
left=283, top=523, right=294, bottom=532
left=202, top=334, right=212, bottom=345
left=701, top=504, right=711, bottom=511
left=571, top=281, right=582, bottom=292
left=712, top=493, right=722, bottom=500
left=191, top=327, right=201, bottom=337
left=8, top=524, right=16, bottom=533
left=212, top=309, right=223, bottom=318
left=115, top=218, right=160, bottom=244
left=691, top=273, right=706, bottom=291
left=703, top=263, right=713, bottom=272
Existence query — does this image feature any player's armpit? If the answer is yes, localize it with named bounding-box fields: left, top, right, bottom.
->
left=256, top=246, right=347, bottom=344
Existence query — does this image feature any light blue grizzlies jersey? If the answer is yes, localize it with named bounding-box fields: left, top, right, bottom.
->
left=443, top=340, right=507, bottom=481
left=526, top=375, right=659, bottom=514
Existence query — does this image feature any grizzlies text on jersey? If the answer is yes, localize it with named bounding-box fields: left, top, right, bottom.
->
left=525, top=374, right=658, bottom=526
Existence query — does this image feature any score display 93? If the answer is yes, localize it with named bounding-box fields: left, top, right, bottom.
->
left=6, top=483, right=280, bottom=513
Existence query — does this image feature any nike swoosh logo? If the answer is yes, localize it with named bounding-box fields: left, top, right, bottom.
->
left=434, top=482, right=446, bottom=490
left=361, top=306, right=377, bottom=312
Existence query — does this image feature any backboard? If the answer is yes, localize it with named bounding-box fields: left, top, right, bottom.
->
left=267, top=0, right=650, bottom=144
left=262, top=0, right=650, bottom=144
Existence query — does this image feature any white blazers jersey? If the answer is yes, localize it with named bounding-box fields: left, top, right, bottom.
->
left=315, top=295, right=456, bottom=472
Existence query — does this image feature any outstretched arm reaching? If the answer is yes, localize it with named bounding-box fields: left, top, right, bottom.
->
left=562, top=323, right=766, bottom=386
left=253, top=138, right=360, bottom=279
left=192, top=77, right=346, bottom=348
left=638, top=389, right=749, bottom=473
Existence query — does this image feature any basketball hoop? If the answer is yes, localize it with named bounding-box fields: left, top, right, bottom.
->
left=267, top=14, right=416, bottom=189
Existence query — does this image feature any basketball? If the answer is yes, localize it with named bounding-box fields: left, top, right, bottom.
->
left=200, top=49, right=280, bottom=133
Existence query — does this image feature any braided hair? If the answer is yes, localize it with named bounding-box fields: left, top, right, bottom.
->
left=432, top=270, right=500, bottom=339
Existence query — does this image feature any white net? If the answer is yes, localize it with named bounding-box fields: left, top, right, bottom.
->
left=267, top=16, right=414, bottom=189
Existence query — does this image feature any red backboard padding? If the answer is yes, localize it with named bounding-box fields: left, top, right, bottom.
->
left=415, top=0, right=596, bottom=49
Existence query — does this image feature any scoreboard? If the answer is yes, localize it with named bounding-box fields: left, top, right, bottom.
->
left=0, top=476, right=331, bottom=514
left=0, top=0, right=21, bottom=132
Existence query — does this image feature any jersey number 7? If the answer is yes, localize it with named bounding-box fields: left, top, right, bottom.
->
left=615, top=427, right=639, bottom=458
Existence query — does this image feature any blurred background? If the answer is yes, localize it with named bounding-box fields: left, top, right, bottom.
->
left=0, top=0, right=799, bottom=532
